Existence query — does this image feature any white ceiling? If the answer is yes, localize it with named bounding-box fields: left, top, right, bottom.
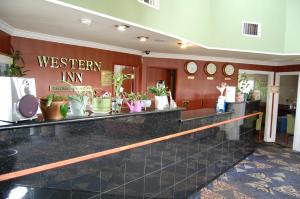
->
left=0, top=0, right=300, bottom=66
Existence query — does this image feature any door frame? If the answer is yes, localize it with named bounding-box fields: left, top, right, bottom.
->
left=239, top=69, right=274, bottom=142
left=272, top=72, right=300, bottom=151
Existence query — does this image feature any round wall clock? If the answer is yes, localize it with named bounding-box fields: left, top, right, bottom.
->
left=223, top=64, right=235, bottom=76
left=185, top=61, right=198, bottom=75
left=204, top=62, right=217, bottom=76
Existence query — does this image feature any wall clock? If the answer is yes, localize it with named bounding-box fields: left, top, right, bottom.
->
left=204, top=62, right=217, bottom=76
left=185, top=61, right=198, bottom=75
left=222, top=64, right=235, bottom=76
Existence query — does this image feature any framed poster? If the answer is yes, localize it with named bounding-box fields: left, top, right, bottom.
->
left=0, top=53, right=12, bottom=76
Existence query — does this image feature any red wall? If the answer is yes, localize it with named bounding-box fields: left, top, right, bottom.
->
left=6, top=35, right=300, bottom=110
left=0, top=30, right=11, bottom=55
left=275, top=65, right=300, bottom=72
left=142, top=57, right=276, bottom=109
left=10, top=36, right=142, bottom=97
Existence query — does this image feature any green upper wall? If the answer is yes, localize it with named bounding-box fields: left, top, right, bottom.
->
left=62, top=0, right=212, bottom=46
left=210, top=0, right=286, bottom=53
left=62, top=0, right=300, bottom=54
left=285, top=0, right=300, bottom=53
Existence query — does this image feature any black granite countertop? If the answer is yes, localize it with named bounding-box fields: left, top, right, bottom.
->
left=180, top=108, right=232, bottom=122
left=0, top=108, right=184, bottom=131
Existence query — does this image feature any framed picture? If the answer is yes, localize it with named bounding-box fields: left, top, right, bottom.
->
left=0, top=53, right=12, bottom=76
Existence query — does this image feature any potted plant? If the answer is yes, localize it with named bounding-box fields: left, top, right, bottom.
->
left=92, top=89, right=111, bottom=114
left=237, top=73, right=250, bottom=102
left=148, top=86, right=169, bottom=110
left=40, top=94, right=68, bottom=120
left=112, top=72, right=132, bottom=113
left=62, top=81, right=91, bottom=116
left=5, top=47, right=29, bottom=77
left=141, top=92, right=151, bottom=110
left=125, top=92, right=143, bottom=112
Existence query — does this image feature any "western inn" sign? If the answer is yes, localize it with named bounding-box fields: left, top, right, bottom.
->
left=37, top=55, right=102, bottom=83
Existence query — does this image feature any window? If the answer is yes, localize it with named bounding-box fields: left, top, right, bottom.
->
left=138, top=0, right=159, bottom=9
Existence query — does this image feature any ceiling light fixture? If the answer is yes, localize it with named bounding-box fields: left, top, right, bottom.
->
left=81, top=18, right=92, bottom=26
left=137, top=36, right=149, bottom=42
left=115, top=25, right=130, bottom=32
left=177, top=41, right=193, bottom=49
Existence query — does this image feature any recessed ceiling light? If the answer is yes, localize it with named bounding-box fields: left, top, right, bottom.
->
left=81, top=18, right=92, bottom=26
left=177, top=41, right=193, bottom=49
left=137, top=36, right=149, bottom=42
left=115, top=25, right=130, bottom=32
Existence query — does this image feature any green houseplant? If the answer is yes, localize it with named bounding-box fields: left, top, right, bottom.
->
left=237, top=73, right=250, bottom=102
left=92, top=89, right=111, bottom=114
left=148, top=86, right=169, bottom=110
left=6, top=47, right=29, bottom=77
left=112, top=73, right=132, bottom=112
left=141, top=92, right=151, bottom=110
left=62, top=80, right=92, bottom=116
left=125, top=92, right=143, bottom=112
left=40, top=94, right=68, bottom=120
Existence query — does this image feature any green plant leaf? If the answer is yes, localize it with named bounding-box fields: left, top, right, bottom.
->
left=46, top=94, right=53, bottom=107
left=60, top=104, right=68, bottom=118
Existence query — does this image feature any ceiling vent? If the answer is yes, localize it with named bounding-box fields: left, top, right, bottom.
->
left=242, top=21, right=261, bottom=37
left=138, top=0, right=159, bottom=9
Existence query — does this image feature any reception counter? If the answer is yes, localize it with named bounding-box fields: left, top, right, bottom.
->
left=0, top=108, right=259, bottom=199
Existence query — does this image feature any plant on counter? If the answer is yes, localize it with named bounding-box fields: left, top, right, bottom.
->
left=148, top=86, right=168, bottom=96
left=237, top=73, right=250, bottom=102
left=112, top=72, right=132, bottom=113
left=141, top=92, right=151, bottom=110
left=40, top=94, right=68, bottom=120
left=6, top=47, right=29, bottom=77
left=92, top=89, right=111, bottom=114
left=61, top=80, right=92, bottom=116
left=125, top=92, right=143, bottom=112
left=148, top=86, right=169, bottom=110
left=112, top=73, right=132, bottom=98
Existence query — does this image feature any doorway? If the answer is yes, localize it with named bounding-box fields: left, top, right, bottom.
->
left=272, top=72, right=300, bottom=151
left=275, top=75, right=298, bottom=147
left=146, top=67, right=177, bottom=99
left=239, top=70, right=274, bottom=143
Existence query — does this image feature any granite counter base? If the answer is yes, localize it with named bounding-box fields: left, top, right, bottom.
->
left=0, top=115, right=257, bottom=199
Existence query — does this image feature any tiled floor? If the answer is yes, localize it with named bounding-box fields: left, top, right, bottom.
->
left=190, top=143, right=300, bottom=199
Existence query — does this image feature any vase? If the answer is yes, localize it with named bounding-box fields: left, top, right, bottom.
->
left=236, top=93, right=245, bottom=102
left=154, top=96, right=169, bottom=110
left=69, top=96, right=89, bottom=116
left=40, top=99, right=68, bottom=120
left=92, top=97, right=111, bottom=113
left=112, top=98, right=123, bottom=113
left=142, top=99, right=152, bottom=110
left=133, top=101, right=143, bottom=112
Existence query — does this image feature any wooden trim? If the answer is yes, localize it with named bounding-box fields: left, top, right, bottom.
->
left=0, top=112, right=261, bottom=182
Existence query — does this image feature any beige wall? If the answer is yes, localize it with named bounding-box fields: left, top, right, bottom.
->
left=279, top=75, right=298, bottom=105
